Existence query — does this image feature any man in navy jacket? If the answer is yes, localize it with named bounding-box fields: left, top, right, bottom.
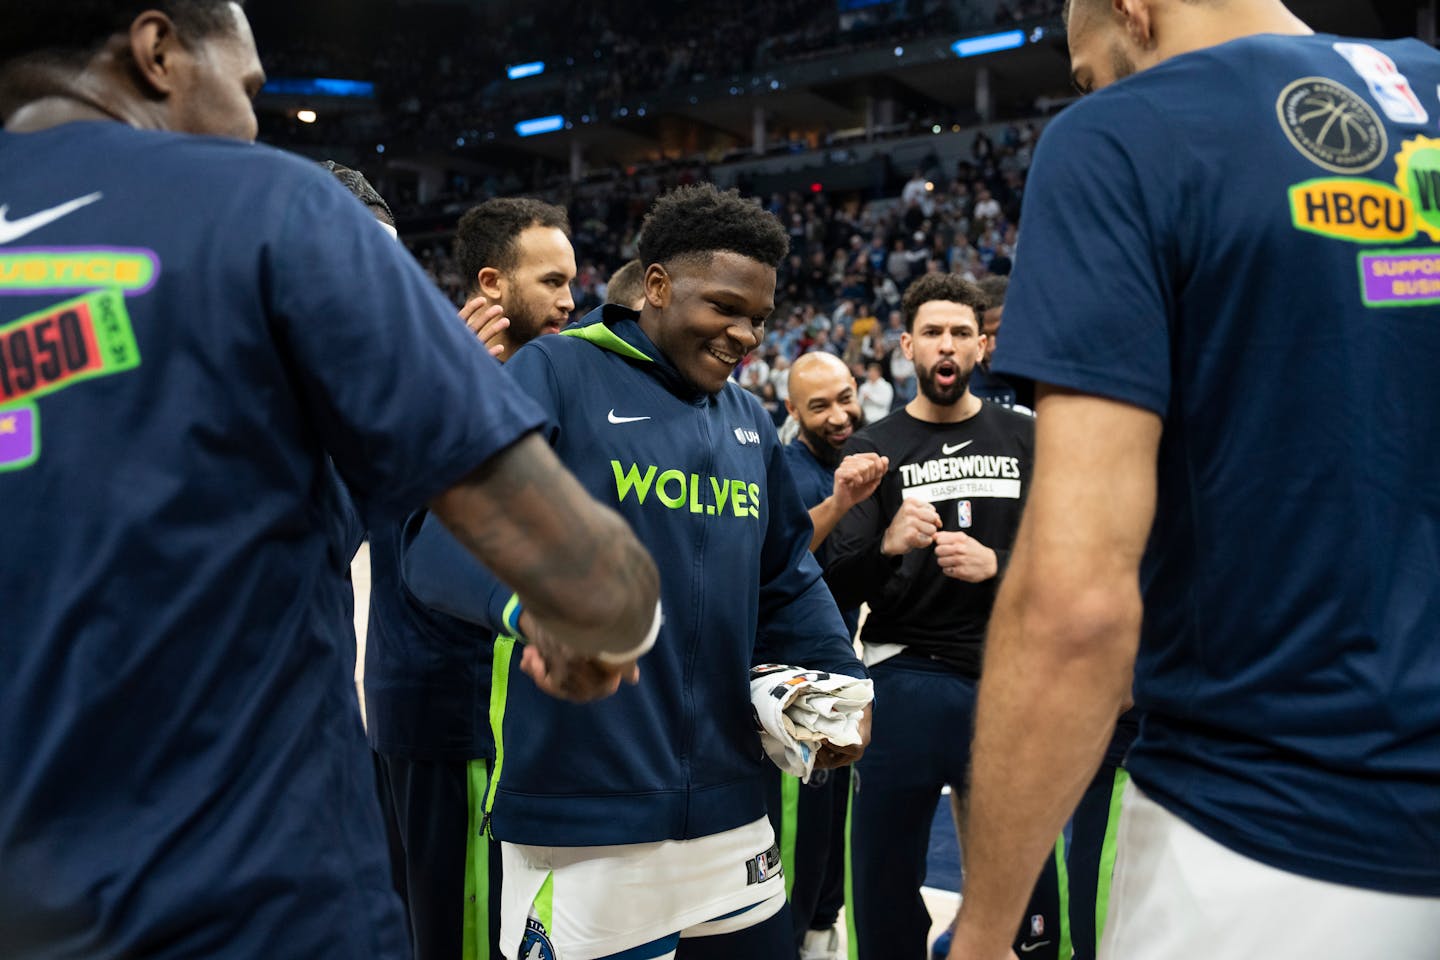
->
left=404, top=184, right=870, bottom=960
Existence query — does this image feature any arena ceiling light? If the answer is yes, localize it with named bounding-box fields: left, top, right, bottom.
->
left=951, top=29, right=1026, bottom=59
left=262, top=77, right=375, bottom=99
left=296, top=109, right=317, bottom=124
left=507, top=61, right=546, bottom=80
left=514, top=115, right=565, bottom=137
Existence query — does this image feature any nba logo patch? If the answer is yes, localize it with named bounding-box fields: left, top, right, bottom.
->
left=521, top=917, right=557, bottom=960
left=745, top=843, right=783, bottom=885
left=957, top=500, right=972, bottom=529
left=1334, top=42, right=1429, bottom=125
left=1030, top=914, right=1045, bottom=938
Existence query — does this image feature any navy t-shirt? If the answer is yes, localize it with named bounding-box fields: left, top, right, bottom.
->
left=996, top=35, right=1440, bottom=894
left=781, top=439, right=861, bottom=638
left=0, top=122, right=544, bottom=957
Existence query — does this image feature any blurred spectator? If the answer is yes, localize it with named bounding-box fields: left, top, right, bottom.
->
left=858, top=361, right=895, bottom=423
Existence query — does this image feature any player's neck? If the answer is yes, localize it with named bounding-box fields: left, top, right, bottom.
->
left=4, top=95, right=130, bottom=133
left=906, top=391, right=982, bottom=425
left=3, top=60, right=155, bottom=134
left=1155, top=1, right=1312, bottom=64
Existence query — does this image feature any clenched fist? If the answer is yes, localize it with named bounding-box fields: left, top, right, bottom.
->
left=881, top=497, right=943, bottom=556
left=517, top=610, right=640, bottom=703
left=832, top=452, right=888, bottom=511
left=933, top=530, right=998, bottom=582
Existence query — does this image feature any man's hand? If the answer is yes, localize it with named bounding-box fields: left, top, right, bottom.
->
left=814, top=705, right=872, bottom=770
left=515, top=609, right=640, bottom=703
left=934, top=530, right=998, bottom=582
left=459, top=294, right=509, bottom=359
left=832, top=453, right=888, bottom=512
left=881, top=497, right=942, bottom=556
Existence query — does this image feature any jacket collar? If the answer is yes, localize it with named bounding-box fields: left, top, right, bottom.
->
left=561, top=304, right=712, bottom=403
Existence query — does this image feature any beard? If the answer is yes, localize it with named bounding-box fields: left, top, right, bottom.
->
left=798, top=411, right=863, bottom=469
left=916, top=357, right=972, bottom=407
left=505, top=299, right=551, bottom=349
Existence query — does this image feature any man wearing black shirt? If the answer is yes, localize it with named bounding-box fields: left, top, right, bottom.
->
left=826, top=274, right=1057, bottom=959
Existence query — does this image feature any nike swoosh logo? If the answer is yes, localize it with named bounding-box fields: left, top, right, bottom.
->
left=607, top=409, right=651, bottom=424
left=0, top=192, right=103, bottom=245
left=941, top=440, right=973, bottom=455
left=1019, top=942, right=1051, bottom=953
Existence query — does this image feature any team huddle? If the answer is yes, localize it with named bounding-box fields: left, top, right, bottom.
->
left=2, top=1, right=1438, bottom=960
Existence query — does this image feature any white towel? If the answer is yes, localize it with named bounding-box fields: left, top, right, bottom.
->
left=750, top=664, right=874, bottom=783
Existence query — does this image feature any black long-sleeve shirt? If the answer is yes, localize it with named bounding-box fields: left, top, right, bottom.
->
left=824, top=402, right=1034, bottom=677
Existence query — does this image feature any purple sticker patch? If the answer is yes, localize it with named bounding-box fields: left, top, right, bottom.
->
left=0, top=403, right=39, bottom=471
left=1358, top=249, right=1440, bottom=306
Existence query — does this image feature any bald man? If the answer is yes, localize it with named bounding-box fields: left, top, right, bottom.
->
left=764, top=351, right=885, bottom=959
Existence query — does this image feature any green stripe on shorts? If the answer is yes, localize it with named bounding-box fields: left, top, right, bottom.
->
left=1054, top=833, right=1072, bottom=959
left=1095, top=768, right=1129, bottom=946
left=843, top=777, right=858, bottom=960
left=536, top=871, right=555, bottom=932
left=781, top=774, right=800, bottom=901
left=463, top=760, right=491, bottom=960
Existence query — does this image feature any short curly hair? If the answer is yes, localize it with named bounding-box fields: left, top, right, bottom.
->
left=901, top=273, right=989, bottom=332
left=453, top=198, right=570, bottom=294
left=637, top=184, right=789, bottom=272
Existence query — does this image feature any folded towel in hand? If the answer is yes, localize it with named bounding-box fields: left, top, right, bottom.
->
left=750, top=664, right=874, bottom=783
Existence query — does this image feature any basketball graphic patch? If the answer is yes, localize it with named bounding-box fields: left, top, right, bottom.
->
left=1276, top=77, right=1386, bottom=174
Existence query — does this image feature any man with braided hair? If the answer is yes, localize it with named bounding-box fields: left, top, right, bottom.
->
left=400, top=183, right=872, bottom=960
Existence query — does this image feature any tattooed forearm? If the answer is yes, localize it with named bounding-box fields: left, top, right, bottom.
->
left=430, top=433, right=660, bottom=658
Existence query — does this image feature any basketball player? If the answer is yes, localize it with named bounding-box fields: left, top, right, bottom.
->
left=950, top=1, right=1440, bottom=957
left=824, top=273, right=1056, bottom=960
left=453, top=198, right=576, bottom=361
left=365, top=197, right=577, bottom=960
left=401, top=184, right=872, bottom=960
left=0, top=5, right=658, bottom=959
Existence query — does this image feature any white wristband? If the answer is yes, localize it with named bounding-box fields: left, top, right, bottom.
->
left=594, top=600, right=663, bottom=664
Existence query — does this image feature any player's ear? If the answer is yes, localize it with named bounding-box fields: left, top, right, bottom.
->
left=1115, top=0, right=1155, bottom=48
left=126, top=11, right=185, bottom=97
left=643, top=264, right=670, bottom=309
left=477, top=267, right=504, bottom=301
left=900, top=331, right=914, bottom=360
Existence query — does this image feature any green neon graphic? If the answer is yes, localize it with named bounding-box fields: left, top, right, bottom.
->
left=0, top=249, right=158, bottom=293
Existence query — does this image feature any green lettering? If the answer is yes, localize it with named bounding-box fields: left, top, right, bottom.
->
left=611, top=461, right=657, bottom=504
left=731, top=479, right=749, bottom=517
left=689, top=473, right=704, bottom=513
left=710, top=476, right=732, bottom=513
left=656, top=469, right=687, bottom=509
left=748, top=483, right=760, bottom=519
